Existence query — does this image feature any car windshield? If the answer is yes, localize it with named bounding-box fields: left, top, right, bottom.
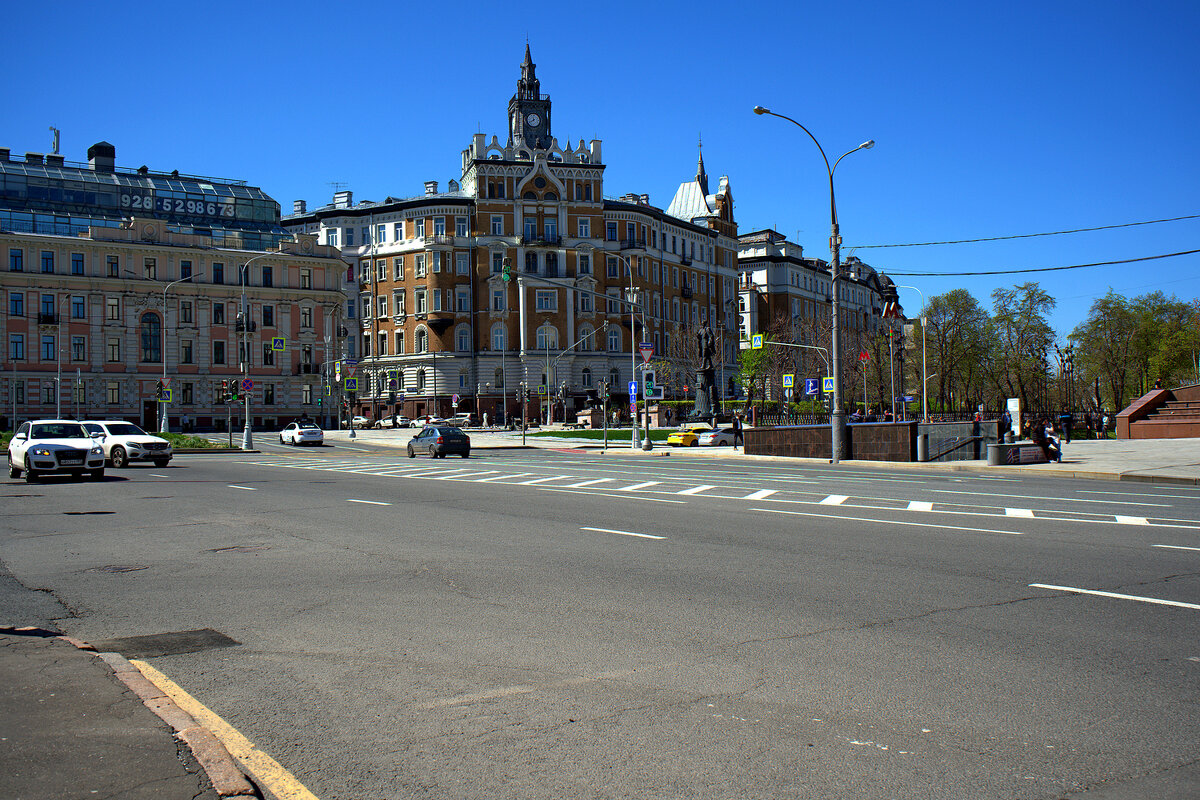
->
left=105, top=423, right=147, bottom=436
left=30, top=423, right=87, bottom=439
left=432, top=427, right=465, bottom=438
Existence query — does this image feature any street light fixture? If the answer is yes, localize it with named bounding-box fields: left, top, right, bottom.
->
left=753, top=105, right=874, bottom=463
left=894, top=285, right=928, bottom=422
left=160, top=273, right=203, bottom=432
left=237, top=251, right=279, bottom=450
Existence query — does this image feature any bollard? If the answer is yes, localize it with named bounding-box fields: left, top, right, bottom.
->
left=917, top=433, right=929, bottom=462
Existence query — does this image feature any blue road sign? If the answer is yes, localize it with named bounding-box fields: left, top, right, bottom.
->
left=628, top=380, right=638, bottom=397
left=822, top=376, right=835, bottom=393
left=804, top=378, right=819, bottom=396
left=782, top=374, right=794, bottom=388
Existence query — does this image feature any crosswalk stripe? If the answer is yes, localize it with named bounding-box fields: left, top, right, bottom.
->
left=565, top=478, right=615, bottom=488
left=820, top=495, right=848, bottom=505
left=620, top=481, right=660, bottom=491
left=744, top=489, right=777, bottom=500
left=519, top=475, right=570, bottom=485
left=474, top=473, right=531, bottom=482
left=1115, top=515, right=1149, bottom=525
left=908, top=501, right=933, bottom=512
left=677, top=485, right=715, bottom=496
left=1005, top=508, right=1034, bottom=518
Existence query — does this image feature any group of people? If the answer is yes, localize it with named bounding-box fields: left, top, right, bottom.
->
left=1025, top=417, right=1065, bottom=462
left=1083, top=409, right=1112, bottom=439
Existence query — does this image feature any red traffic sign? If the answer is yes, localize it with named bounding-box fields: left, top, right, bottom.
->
left=241, top=378, right=253, bottom=391
left=638, top=342, right=654, bottom=363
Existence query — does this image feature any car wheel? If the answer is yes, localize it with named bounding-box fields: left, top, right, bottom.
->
left=111, top=446, right=128, bottom=468
left=90, top=468, right=104, bottom=481
left=23, top=457, right=37, bottom=483
left=461, top=451, right=470, bottom=458
left=8, top=456, right=19, bottom=479
left=279, top=435, right=285, bottom=445
left=690, top=440, right=699, bottom=446
left=407, top=445, right=415, bottom=459
left=152, top=459, right=169, bottom=467
left=429, top=446, right=438, bottom=458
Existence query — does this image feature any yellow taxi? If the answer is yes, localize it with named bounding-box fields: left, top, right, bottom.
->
left=666, top=424, right=714, bottom=447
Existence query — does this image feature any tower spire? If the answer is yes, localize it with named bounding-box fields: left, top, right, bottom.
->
left=696, top=135, right=709, bottom=195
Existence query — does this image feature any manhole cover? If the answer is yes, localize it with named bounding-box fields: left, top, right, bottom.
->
left=88, top=628, right=241, bottom=658
left=208, top=545, right=269, bottom=554
left=88, top=565, right=149, bottom=573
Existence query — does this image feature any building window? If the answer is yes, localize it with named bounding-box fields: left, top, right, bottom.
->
left=491, top=252, right=503, bottom=273
left=41, top=251, right=55, bottom=273
left=378, top=332, right=388, bottom=356
left=393, top=222, right=403, bottom=241
left=535, top=290, right=556, bottom=311
left=181, top=382, right=194, bottom=404
left=606, top=221, right=617, bottom=241
left=71, top=336, right=85, bottom=361
left=327, top=228, right=339, bottom=247
left=301, top=307, right=313, bottom=328
left=416, top=328, right=428, bottom=353
left=212, top=262, right=224, bottom=284
left=393, top=289, right=406, bottom=315
left=180, top=259, right=192, bottom=279
left=417, top=370, right=426, bottom=392
left=143, top=257, right=156, bottom=280
left=432, top=289, right=443, bottom=312
left=378, top=295, right=387, bottom=318
left=578, top=254, right=590, bottom=275
left=8, top=334, right=24, bottom=360
left=536, top=324, right=558, bottom=350
left=415, top=255, right=426, bottom=278
left=213, top=303, right=225, bottom=325
left=456, top=252, right=469, bottom=275
left=9, top=249, right=23, bottom=272
left=395, top=331, right=405, bottom=354
left=415, top=289, right=427, bottom=314
left=345, top=227, right=354, bottom=246
left=607, top=327, right=621, bottom=352
left=106, top=381, right=119, bottom=404
left=180, top=301, right=193, bottom=323
left=106, top=255, right=119, bottom=277
left=40, top=293, right=55, bottom=317
left=414, top=219, right=424, bottom=238
left=302, top=384, right=313, bottom=405
left=300, top=268, right=313, bottom=289
left=491, top=323, right=506, bottom=351
left=376, top=260, right=386, bottom=281
left=433, top=217, right=446, bottom=236
left=455, top=216, right=468, bottom=237
left=456, top=288, right=469, bottom=312
left=71, top=296, right=85, bottom=319
left=494, top=366, right=505, bottom=388
left=525, top=252, right=538, bottom=274
left=9, top=291, right=23, bottom=316
left=393, top=256, right=404, bottom=280
left=105, top=297, right=120, bottom=321
left=182, top=340, right=194, bottom=364
left=362, top=333, right=371, bottom=357
left=261, top=305, right=273, bottom=327
left=264, top=384, right=275, bottom=405
left=71, top=253, right=85, bottom=275
left=607, top=258, right=618, bottom=278
left=213, top=340, right=225, bottom=364
left=456, top=326, right=470, bottom=352
left=106, top=337, right=120, bottom=362
left=578, top=292, right=593, bottom=313
left=376, top=223, right=386, bottom=243
left=492, top=289, right=505, bottom=311
left=41, top=335, right=56, bottom=361
left=582, top=367, right=592, bottom=387
left=262, top=343, right=275, bottom=366
left=262, top=266, right=273, bottom=287
left=432, top=252, right=442, bottom=273
left=491, top=216, right=503, bottom=235
left=578, top=218, right=590, bottom=238
left=140, top=313, right=161, bottom=362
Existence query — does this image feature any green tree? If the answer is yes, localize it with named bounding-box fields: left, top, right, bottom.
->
left=924, top=289, right=991, bottom=412
left=989, top=282, right=1056, bottom=412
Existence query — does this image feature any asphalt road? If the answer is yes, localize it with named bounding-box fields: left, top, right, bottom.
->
left=2, top=445, right=1199, bottom=800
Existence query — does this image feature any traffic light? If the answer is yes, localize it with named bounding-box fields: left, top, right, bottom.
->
left=230, top=381, right=239, bottom=402
left=600, top=380, right=609, bottom=400
left=501, top=257, right=513, bottom=282
left=155, top=380, right=164, bottom=400
left=317, top=396, right=323, bottom=406
left=221, top=379, right=229, bottom=402
left=643, top=369, right=658, bottom=399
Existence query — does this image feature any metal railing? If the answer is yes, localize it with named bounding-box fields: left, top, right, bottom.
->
left=619, top=238, right=646, bottom=250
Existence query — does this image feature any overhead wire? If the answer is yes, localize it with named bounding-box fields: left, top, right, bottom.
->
left=853, top=213, right=1200, bottom=249
left=885, top=249, right=1200, bottom=277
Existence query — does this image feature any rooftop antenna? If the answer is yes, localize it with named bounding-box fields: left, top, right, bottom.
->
left=49, top=126, right=60, bottom=154
left=328, top=181, right=349, bottom=192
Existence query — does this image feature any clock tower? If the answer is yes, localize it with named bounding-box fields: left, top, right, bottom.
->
left=508, top=45, right=552, bottom=151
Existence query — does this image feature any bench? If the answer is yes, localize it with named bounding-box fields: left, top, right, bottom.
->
left=986, top=442, right=1050, bottom=465
left=562, top=422, right=587, bottom=430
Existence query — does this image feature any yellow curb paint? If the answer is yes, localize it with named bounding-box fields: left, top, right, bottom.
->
left=132, top=660, right=320, bottom=800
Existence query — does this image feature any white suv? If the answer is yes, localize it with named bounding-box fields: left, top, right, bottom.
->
left=82, top=420, right=173, bottom=468
left=8, top=420, right=106, bottom=482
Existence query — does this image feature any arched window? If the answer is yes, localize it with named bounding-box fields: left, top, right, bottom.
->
left=578, top=325, right=594, bottom=350
left=140, top=312, right=161, bottom=363
left=523, top=191, right=537, bottom=200
left=544, top=192, right=558, bottom=201
left=417, top=370, right=426, bottom=392
left=416, top=327, right=428, bottom=353
left=582, top=367, right=592, bottom=387
left=456, top=325, right=471, bottom=352
left=494, top=367, right=505, bottom=388
left=609, top=368, right=620, bottom=387
left=491, top=323, right=507, bottom=351
left=607, top=326, right=621, bottom=353
left=536, top=323, right=558, bottom=351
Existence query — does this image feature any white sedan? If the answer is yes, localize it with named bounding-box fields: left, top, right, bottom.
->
left=8, top=420, right=106, bottom=482
left=279, top=421, right=324, bottom=446
left=697, top=427, right=737, bottom=447
left=82, top=420, right=173, bottom=467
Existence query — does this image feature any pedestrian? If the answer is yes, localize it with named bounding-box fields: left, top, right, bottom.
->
left=1031, top=417, right=1061, bottom=462
left=1083, top=410, right=1093, bottom=440
left=1000, top=409, right=1011, bottom=438
left=732, top=414, right=744, bottom=449
left=1154, top=378, right=1163, bottom=390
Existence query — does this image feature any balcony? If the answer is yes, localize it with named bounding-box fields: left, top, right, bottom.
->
left=424, top=234, right=455, bottom=247
left=680, top=254, right=692, bottom=265
left=295, top=363, right=320, bottom=375
left=520, top=234, right=561, bottom=247
left=620, top=238, right=647, bottom=251
left=37, top=312, right=59, bottom=326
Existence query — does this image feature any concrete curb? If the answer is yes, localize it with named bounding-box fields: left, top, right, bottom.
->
left=176, top=448, right=259, bottom=454
left=0, top=627, right=260, bottom=798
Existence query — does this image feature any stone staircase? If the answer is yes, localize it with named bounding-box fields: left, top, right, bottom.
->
left=1119, top=384, right=1200, bottom=439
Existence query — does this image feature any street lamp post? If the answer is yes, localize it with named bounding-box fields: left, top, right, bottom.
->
left=238, top=252, right=279, bottom=450
left=160, top=273, right=202, bottom=432
left=895, top=285, right=928, bottom=422
left=753, top=105, right=873, bottom=464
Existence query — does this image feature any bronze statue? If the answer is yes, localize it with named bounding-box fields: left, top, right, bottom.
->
left=694, top=324, right=717, bottom=419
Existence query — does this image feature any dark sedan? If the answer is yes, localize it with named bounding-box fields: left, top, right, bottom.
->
left=407, top=426, right=470, bottom=458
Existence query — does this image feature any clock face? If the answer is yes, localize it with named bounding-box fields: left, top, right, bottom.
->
left=526, top=112, right=541, bottom=127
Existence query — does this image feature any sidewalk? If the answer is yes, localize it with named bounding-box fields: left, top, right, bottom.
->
left=0, top=627, right=254, bottom=799
left=324, top=427, right=1200, bottom=485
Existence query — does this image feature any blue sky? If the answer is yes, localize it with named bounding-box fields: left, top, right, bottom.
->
left=5, top=0, right=1197, bottom=336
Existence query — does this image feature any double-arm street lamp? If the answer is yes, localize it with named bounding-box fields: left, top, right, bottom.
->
left=753, top=105, right=873, bottom=464
left=237, top=251, right=279, bottom=450
left=160, top=273, right=203, bottom=432
left=894, top=284, right=928, bottom=422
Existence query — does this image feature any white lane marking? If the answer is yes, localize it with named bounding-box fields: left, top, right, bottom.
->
left=474, top=473, right=532, bottom=482
left=907, top=501, right=933, bottom=512
left=678, top=484, right=715, bottom=496
left=930, top=489, right=1171, bottom=507
left=581, top=527, right=666, bottom=540
left=1115, top=515, right=1149, bottom=525
left=347, top=499, right=391, bottom=506
left=520, top=487, right=685, bottom=504
left=565, top=478, right=616, bottom=488
left=620, top=481, right=661, bottom=491
left=519, top=475, right=571, bottom=485
left=397, top=470, right=454, bottom=479
left=820, top=495, right=849, bottom=505
left=333, top=445, right=371, bottom=452
left=228, top=485, right=258, bottom=491
left=750, top=507, right=1023, bottom=535
left=1081, top=490, right=1200, bottom=499
left=744, top=489, right=778, bottom=501
left=149, top=473, right=169, bottom=478
left=1154, top=544, right=1200, bottom=552
left=1005, top=508, right=1034, bottom=518
left=1029, top=583, right=1200, bottom=611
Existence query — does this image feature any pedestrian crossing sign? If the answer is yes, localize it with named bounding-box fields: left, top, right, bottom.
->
left=344, top=377, right=358, bottom=392
left=751, top=333, right=764, bottom=349
left=822, top=376, right=835, bottom=393
left=782, top=374, right=794, bottom=388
